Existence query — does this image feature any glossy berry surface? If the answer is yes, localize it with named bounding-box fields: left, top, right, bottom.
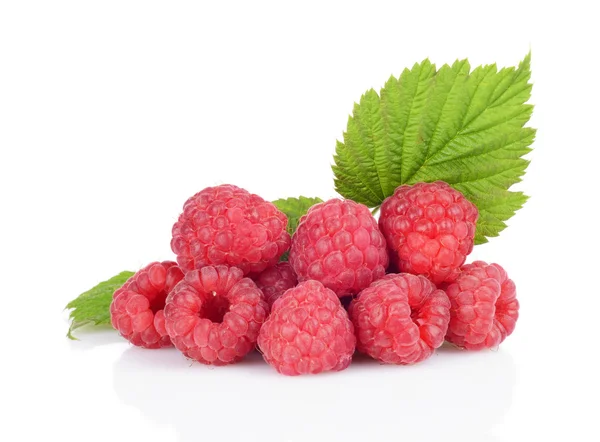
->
left=171, top=184, right=291, bottom=276
left=349, top=273, right=450, bottom=364
left=110, top=261, right=184, bottom=349
left=288, top=199, right=388, bottom=297
left=379, top=181, right=478, bottom=284
left=164, top=265, right=268, bottom=365
left=444, top=261, right=519, bottom=350
left=258, top=280, right=356, bottom=376
left=253, top=262, right=298, bottom=308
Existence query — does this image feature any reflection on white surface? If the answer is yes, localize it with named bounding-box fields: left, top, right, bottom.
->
left=67, top=326, right=125, bottom=350
left=113, top=345, right=515, bottom=442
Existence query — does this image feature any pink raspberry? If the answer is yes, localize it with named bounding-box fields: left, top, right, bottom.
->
left=349, top=273, right=450, bottom=364
left=171, top=184, right=291, bottom=276
left=164, top=265, right=268, bottom=365
left=444, top=261, right=519, bottom=350
left=379, top=181, right=478, bottom=284
left=110, top=261, right=184, bottom=349
left=288, top=199, right=388, bottom=297
left=258, top=280, right=356, bottom=375
left=253, top=262, right=298, bottom=308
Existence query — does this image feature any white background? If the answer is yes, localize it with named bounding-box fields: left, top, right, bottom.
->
left=1, top=1, right=599, bottom=441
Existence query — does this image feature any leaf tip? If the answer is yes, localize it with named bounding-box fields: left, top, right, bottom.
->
left=416, top=58, right=433, bottom=70
left=519, top=51, right=532, bottom=72
left=66, top=327, right=79, bottom=341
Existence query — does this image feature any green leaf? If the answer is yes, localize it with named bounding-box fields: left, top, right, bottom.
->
left=333, top=53, right=534, bottom=243
left=65, top=271, right=134, bottom=339
left=273, top=196, right=324, bottom=262
left=273, top=196, right=323, bottom=235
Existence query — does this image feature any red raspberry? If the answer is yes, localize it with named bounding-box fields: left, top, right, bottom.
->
left=349, top=273, right=450, bottom=364
left=258, top=280, right=356, bottom=375
left=110, top=261, right=184, bottom=349
left=164, top=265, right=268, bottom=365
left=171, top=184, right=291, bottom=276
left=379, top=181, right=478, bottom=284
left=444, top=261, right=519, bottom=350
left=288, top=199, right=388, bottom=297
left=253, top=262, right=298, bottom=308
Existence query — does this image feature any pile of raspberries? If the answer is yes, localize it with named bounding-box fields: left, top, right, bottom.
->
left=110, top=183, right=519, bottom=375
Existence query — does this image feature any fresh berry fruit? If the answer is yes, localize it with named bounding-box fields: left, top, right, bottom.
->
left=253, top=262, right=298, bottom=308
left=349, top=273, right=450, bottom=364
left=379, top=181, right=478, bottom=284
left=288, top=199, right=388, bottom=297
left=444, top=261, right=518, bottom=350
left=110, top=261, right=184, bottom=349
left=171, top=184, right=291, bottom=276
left=164, top=265, right=268, bottom=365
left=258, top=280, right=356, bottom=375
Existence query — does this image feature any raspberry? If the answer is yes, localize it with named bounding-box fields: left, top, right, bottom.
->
left=257, top=280, right=356, bottom=375
left=253, top=262, right=298, bottom=308
left=110, top=261, right=184, bottom=349
left=444, top=261, right=519, bottom=350
left=288, top=199, right=388, bottom=297
left=164, top=265, right=268, bottom=365
left=379, top=181, right=478, bottom=284
left=349, top=273, right=450, bottom=364
left=171, top=184, right=291, bottom=276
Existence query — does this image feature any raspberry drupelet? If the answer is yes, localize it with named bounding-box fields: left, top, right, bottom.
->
left=253, top=262, right=298, bottom=308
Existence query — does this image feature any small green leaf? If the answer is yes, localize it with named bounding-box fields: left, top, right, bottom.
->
left=273, top=196, right=323, bottom=235
left=65, top=271, right=134, bottom=339
left=333, top=53, right=534, bottom=243
left=273, top=196, right=323, bottom=262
